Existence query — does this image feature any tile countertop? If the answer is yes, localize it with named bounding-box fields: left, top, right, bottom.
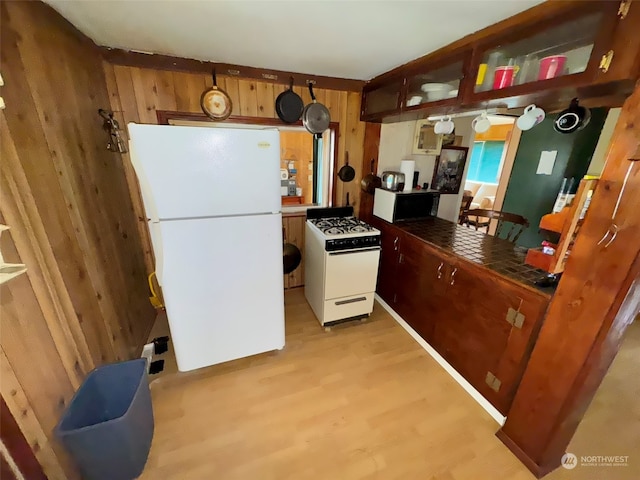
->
left=393, top=217, right=555, bottom=297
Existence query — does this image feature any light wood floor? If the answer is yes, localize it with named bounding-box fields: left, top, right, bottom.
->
left=141, top=290, right=639, bottom=479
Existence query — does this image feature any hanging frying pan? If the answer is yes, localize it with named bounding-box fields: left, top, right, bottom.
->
left=275, top=77, right=304, bottom=124
left=337, top=151, right=355, bottom=182
left=302, top=83, right=330, bottom=137
left=361, top=159, right=382, bottom=194
left=200, top=70, right=232, bottom=121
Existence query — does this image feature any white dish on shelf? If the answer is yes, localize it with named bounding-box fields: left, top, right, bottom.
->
left=447, top=89, right=459, bottom=98
left=420, top=83, right=452, bottom=101
left=406, top=95, right=423, bottom=107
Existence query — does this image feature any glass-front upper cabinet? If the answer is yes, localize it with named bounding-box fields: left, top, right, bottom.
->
left=473, top=11, right=605, bottom=94
left=405, top=59, right=465, bottom=108
left=362, top=79, right=404, bottom=118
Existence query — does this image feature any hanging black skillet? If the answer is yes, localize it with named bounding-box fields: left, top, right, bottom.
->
left=275, top=77, right=304, bottom=124
left=302, top=83, right=331, bottom=137
left=337, top=151, right=355, bottom=182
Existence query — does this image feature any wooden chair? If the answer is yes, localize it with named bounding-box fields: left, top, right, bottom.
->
left=464, top=209, right=530, bottom=243
left=458, top=194, right=474, bottom=225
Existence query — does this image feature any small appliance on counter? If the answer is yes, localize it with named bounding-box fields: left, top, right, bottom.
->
left=381, top=171, right=405, bottom=192
left=304, top=206, right=381, bottom=329
left=373, top=188, right=440, bottom=223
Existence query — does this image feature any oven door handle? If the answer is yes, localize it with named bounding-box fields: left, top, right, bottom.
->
left=328, top=247, right=382, bottom=256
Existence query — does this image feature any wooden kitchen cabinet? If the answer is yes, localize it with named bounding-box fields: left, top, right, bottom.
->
left=466, top=1, right=632, bottom=108
left=361, top=77, right=404, bottom=120
left=430, top=258, right=549, bottom=413
left=360, top=0, right=640, bottom=122
left=375, top=220, right=401, bottom=305
left=372, top=217, right=550, bottom=414
left=394, top=233, right=447, bottom=342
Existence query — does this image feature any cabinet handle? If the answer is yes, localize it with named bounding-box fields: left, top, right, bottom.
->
left=393, top=236, right=399, bottom=250
left=437, top=262, right=444, bottom=279
left=450, top=267, right=458, bottom=285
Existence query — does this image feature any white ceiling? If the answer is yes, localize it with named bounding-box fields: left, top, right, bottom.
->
left=45, top=0, right=544, bottom=80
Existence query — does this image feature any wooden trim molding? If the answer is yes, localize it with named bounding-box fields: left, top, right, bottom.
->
left=102, top=48, right=365, bottom=92
left=1, top=397, right=47, bottom=480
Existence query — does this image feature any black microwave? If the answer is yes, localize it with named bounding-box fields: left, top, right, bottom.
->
left=372, top=188, right=440, bottom=223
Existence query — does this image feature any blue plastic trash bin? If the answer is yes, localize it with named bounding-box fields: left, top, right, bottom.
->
left=55, top=358, right=154, bottom=480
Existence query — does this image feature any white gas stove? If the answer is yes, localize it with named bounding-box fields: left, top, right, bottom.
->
left=304, top=207, right=381, bottom=328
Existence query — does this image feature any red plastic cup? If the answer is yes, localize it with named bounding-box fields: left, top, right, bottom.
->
left=538, top=55, right=567, bottom=80
left=493, top=66, right=517, bottom=89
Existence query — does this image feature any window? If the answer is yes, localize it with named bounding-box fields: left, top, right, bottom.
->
left=467, top=141, right=505, bottom=183
left=279, top=129, right=329, bottom=206
left=165, top=116, right=334, bottom=208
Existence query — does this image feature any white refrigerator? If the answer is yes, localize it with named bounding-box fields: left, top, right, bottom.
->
left=128, top=124, right=285, bottom=372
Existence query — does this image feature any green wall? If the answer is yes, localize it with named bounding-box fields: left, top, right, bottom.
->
left=501, top=108, right=607, bottom=248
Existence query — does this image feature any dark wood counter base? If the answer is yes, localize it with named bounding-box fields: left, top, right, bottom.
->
left=495, top=429, right=548, bottom=479
left=370, top=216, right=551, bottom=416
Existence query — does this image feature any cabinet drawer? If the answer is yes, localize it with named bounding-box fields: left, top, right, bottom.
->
left=323, top=293, right=375, bottom=324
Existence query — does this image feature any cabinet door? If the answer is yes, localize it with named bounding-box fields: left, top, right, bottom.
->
left=376, top=224, right=401, bottom=305
left=395, top=237, right=447, bottom=343
left=469, top=3, right=617, bottom=101
left=362, top=78, right=404, bottom=119
left=432, top=261, right=547, bottom=414
left=404, top=57, right=466, bottom=109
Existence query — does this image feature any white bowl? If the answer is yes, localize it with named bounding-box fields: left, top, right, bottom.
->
left=421, top=83, right=452, bottom=101
left=406, top=95, right=423, bottom=107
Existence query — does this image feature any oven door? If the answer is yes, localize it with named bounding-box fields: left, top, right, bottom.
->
left=324, top=247, right=381, bottom=300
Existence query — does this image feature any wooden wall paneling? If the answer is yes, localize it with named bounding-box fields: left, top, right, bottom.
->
left=237, top=79, right=259, bottom=117
left=1, top=3, right=157, bottom=477
left=256, top=81, right=276, bottom=118
left=293, top=84, right=306, bottom=121
left=16, top=0, right=152, bottom=358
left=220, top=75, right=241, bottom=116
left=1, top=350, right=73, bottom=480
left=0, top=119, right=93, bottom=383
left=130, top=67, right=162, bottom=123
left=313, top=88, right=327, bottom=107
left=298, top=84, right=311, bottom=106
left=324, top=90, right=342, bottom=121
left=13, top=13, right=130, bottom=361
left=113, top=65, right=142, bottom=123
left=172, top=71, right=206, bottom=112
left=344, top=91, right=366, bottom=216
left=498, top=80, right=640, bottom=477
left=334, top=91, right=349, bottom=207
left=107, top=64, right=156, bottom=276
left=1, top=6, right=113, bottom=367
